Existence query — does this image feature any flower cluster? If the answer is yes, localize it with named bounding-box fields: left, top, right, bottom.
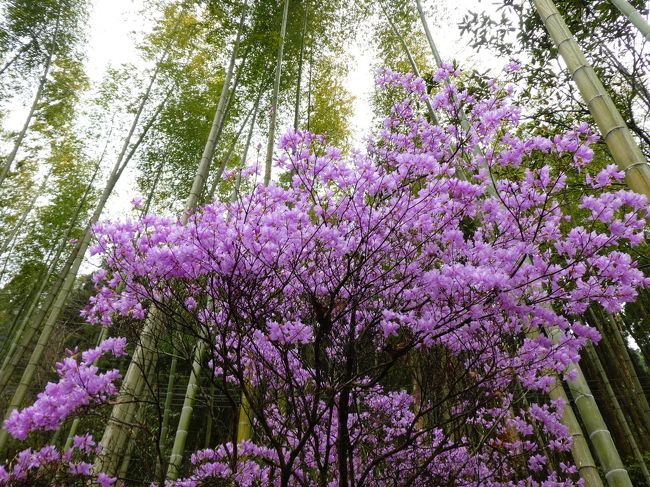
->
left=4, top=337, right=127, bottom=440
left=376, top=66, right=427, bottom=96
left=0, top=434, right=116, bottom=486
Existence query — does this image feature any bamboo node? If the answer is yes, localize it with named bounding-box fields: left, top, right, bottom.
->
left=588, top=428, right=612, bottom=440
left=604, top=468, right=629, bottom=479
left=624, top=161, right=650, bottom=173
left=573, top=392, right=594, bottom=402
left=540, top=11, right=563, bottom=24
left=556, top=36, right=574, bottom=51
left=603, top=124, right=627, bottom=140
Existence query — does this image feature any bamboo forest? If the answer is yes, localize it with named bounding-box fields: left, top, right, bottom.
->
left=2, top=0, right=650, bottom=485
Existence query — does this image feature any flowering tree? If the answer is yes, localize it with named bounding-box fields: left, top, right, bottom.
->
left=2, top=66, right=648, bottom=485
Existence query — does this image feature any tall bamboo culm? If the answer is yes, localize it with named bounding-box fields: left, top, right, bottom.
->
left=166, top=340, right=205, bottom=480
left=238, top=0, right=291, bottom=442
left=531, top=0, right=650, bottom=200
left=264, top=0, right=290, bottom=185
left=293, top=1, right=309, bottom=131
left=159, top=11, right=247, bottom=472
left=0, top=9, right=61, bottom=188
left=546, top=327, right=632, bottom=487
left=382, top=1, right=438, bottom=124
left=584, top=342, right=650, bottom=485
left=63, top=169, right=162, bottom=453
left=609, top=0, right=650, bottom=41
left=0, top=44, right=173, bottom=458
left=600, top=310, right=650, bottom=439
left=0, top=169, right=52, bottom=257
left=548, top=375, right=604, bottom=486
left=530, top=2, right=650, bottom=484
left=96, top=8, right=247, bottom=477
left=0, top=151, right=105, bottom=396
left=172, top=91, right=261, bottom=473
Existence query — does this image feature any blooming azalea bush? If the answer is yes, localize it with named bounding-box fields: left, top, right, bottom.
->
left=83, top=65, right=648, bottom=485
left=4, top=65, right=649, bottom=485
left=0, top=340, right=125, bottom=485
left=5, top=338, right=127, bottom=440
left=0, top=434, right=116, bottom=486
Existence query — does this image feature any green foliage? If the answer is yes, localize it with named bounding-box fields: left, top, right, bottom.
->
left=31, top=56, right=90, bottom=140
left=309, top=55, right=354, bottom=150
left=626, top=452, right=650, bottom=485
left=135, top=1, right=230, bottom=211
left=0, top=259, right=46, bottom=330
left=0, top=0, right=89, bottom=98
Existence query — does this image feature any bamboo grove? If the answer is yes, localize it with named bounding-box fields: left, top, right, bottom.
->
left=0, top=0, right=649, bottom=485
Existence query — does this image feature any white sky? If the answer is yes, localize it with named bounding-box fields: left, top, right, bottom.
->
left=86, top=0, right=147, bottom=80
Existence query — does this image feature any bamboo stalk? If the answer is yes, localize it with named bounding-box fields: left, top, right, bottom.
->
left=414, top=0, right=443, bottom=68
left=609, top=0, right=650, bottom=41
left=96, top=7, right=248, bottom=475
left=159, top=16, right=249, bottom=471
left=190, top=8, right=245, bottom=205
left=159, top=26, right=256, bottom=476
left=0, top=39, right=34, bottom=78
left=156, top=345, right=178, bottom=477
left=141, top=159, right=165, bottom=216
left=238, top=98, right=259, bottom=185
left=585, top=342, right=650, bottom=485
left=307, top=44, right=313, bottom=131
left=546, top=327, right=632, bottom=487
left=415, top=4, right=624, bottom=482
left=204, top=382, right=215, bottom=448
left=294, top=1, right=309, bottom=131
left=531, top=0, right=650, bottom=199
left=236, top=389, right=252, bottom=442
left=589, top=308, right=650, bottom=451
left=206, top=94, right=259, bottom=201
left=0, top=169, right=52, bottom=256
left=61, top=167, right=153, bottom=455
left=167, top=78, right=259, bottom=473
left=0, top=239, right=81, bottom=397
left=116, top=367, right=153, bottom=483
left=264, top=0, right=290, bottom=185
left=605, top=312, right=650, bottom=441
left=381, top=1, right=438, bottom=124
left=0, top=151, right=104, bottom=394
left=166, top=340, right=205, bottom=480
left=0, top=55, right=170, bottom=458
left=0, top=10, right=61, bottom=188
left=99, top=319, right=162, bottom=476
left=547, top=373, right=604, bottom=486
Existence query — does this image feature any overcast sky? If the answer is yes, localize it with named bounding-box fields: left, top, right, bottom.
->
left=83, top=0, right=500, bottom=146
